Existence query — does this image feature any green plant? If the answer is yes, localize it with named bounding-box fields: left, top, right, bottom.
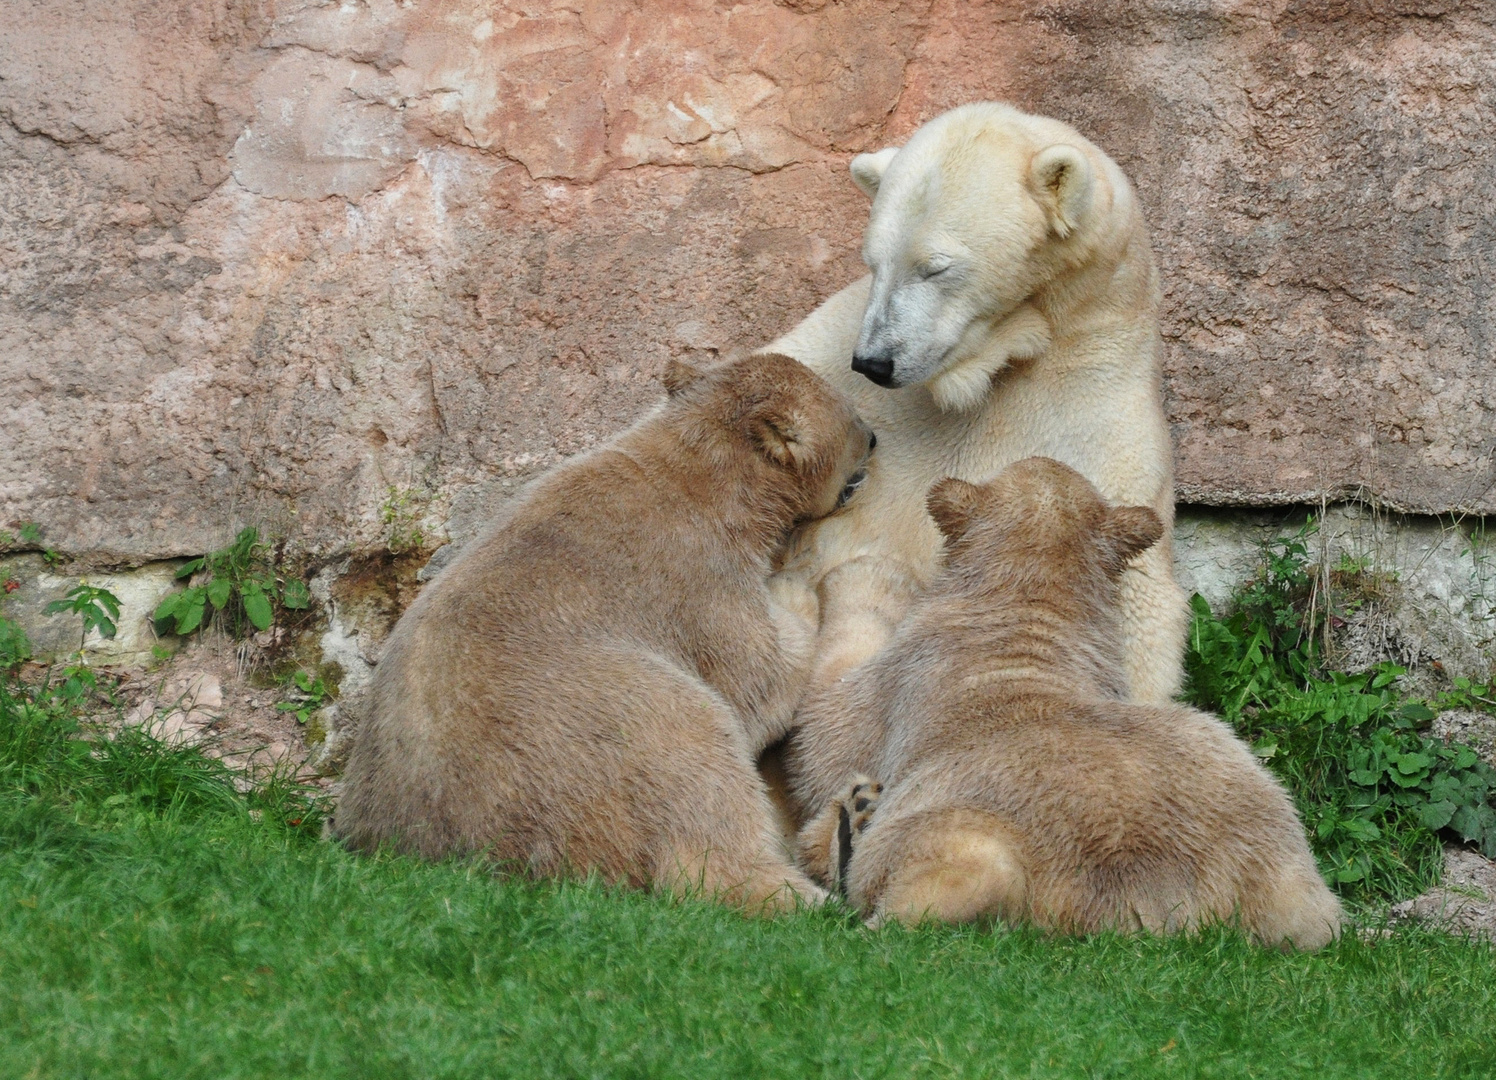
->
left=1439, top=676, right=1496, bottom=715
left=1, top=656, right=320, bottom=834
left=0, top=521, right=60, bottom=565
left=0, top=616, right=29, bottom=672
left=44, top=583, right=122, bottom=651
left=1341, top=712, right=1496, bottom=850
left=153, top=528, right=311, bottom=638
left=275, top=670, right=328, bottom=725
left=380, top=485, right=429, bottom=555
left=1185, top=522, right=1496, bottom=899
left=1461, top=516, right=1495, bottom=631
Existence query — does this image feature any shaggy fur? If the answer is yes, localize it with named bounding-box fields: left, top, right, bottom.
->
left=787, top=458, right=1342, bottom=948
left=334, top=354, right=874, bottom=913
left=763, top=102, right=1186, bottom=705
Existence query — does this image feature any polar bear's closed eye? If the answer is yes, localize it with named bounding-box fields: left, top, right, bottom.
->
left=918, top=254, right=954, bottom=279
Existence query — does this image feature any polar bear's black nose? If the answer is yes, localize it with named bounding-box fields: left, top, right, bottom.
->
left=852, top=353, right=895, bottom=386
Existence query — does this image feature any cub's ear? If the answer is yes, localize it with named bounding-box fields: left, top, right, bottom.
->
left=1029, top=144, right=1094, bottom=239
left=749, top=409, right=808, bottom=470
left=1097, top=504, right=1163, bottom=575
left=927, top=477, right=984, bottom=541
left=850, top=146, right=899, bottom=199
left=662, top=357, right=708, bottom=397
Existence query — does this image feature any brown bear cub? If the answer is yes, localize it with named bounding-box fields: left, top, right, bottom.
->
left=786, top=457, right=1342, bottom=948
left=334, top=353, right=874, bottom=912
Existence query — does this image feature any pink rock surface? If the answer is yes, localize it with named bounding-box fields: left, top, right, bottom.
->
left=3, top=0, right=1493, bottom=564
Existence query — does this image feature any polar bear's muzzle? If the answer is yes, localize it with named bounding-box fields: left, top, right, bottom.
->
left=851, top=351, right=896, bottom=387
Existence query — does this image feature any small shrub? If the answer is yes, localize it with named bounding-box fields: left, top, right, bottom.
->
left=1184, top=521, right=1496, bottom=901
left=153, top=528, right=311, bottom=638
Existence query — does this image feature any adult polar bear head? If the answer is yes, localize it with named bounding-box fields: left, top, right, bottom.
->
left=847, top=102, right=1145, bottom=411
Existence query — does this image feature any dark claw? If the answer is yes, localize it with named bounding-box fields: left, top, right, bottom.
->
left=835, top=804, right=853, bottom=896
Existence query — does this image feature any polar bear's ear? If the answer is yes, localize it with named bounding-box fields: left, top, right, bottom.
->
left=1029, top=144, right=1094, bottom=239
left=850, top=147, right=899, bottom=199
left=749, top=410, right=808, bottom=470
left=663, top=357, right=708, bottom=397
left=927, top=477, right=983, bottom=541
left=1097, top=505, right=1163, bottom=575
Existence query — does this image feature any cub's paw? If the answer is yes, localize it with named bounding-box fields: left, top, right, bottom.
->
left=831, top=774, right=883, bottom=896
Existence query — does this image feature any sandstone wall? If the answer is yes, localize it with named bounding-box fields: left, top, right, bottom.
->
left=3, top=0, right=1495, bottom=567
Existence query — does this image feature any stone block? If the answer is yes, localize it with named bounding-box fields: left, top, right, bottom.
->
left=0, top=554, right=184, bottom=665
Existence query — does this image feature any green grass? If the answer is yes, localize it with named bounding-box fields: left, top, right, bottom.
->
left=6, top=529, right=1496, bottom=1080
left=5, top=795, right=1496, bottom=1079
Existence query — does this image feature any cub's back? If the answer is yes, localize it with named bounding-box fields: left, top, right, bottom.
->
left=335, top=446, right=735, bottom=856
left=899, top=692, right=1300, bottom=861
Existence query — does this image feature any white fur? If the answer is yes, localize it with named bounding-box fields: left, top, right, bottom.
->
left=850, top=147, right=899, bottom=198
left=762, top=103, right=1188, bottom=703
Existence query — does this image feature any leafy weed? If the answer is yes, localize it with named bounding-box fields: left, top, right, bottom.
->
left=153, top=528, right=312, bottom=638
left=1184, top=520, right=1496, bottom=901
left=44, top=583, right=122, bottom=649
left=276, top=670, right=329, bottom=726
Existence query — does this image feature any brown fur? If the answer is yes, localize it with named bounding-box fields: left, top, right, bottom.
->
left=786, top=457, right=1342, bottom=947
left=334, top=354, right=874, bottom=913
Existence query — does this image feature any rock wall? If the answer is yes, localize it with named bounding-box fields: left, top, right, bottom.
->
left=3, top=0, right=1495, bottom=569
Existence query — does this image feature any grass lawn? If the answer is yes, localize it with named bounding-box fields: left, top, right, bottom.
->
left=4, top=788, right=1496, bottom=1080
left=8, top=537, right=1496, bottom=1080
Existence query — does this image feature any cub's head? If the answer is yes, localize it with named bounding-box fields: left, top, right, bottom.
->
left=848, top=103, right=1128, bottom=409
left=664, top=353, right=875, bottom=522
left=926, top=457, right=1161, bottom=594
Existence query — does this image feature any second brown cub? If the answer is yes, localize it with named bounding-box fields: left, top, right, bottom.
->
left=787, top=457, right=1342, bottom=948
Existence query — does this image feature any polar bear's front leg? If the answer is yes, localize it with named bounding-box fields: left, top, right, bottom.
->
left=810, top=555, right=922, bottom=686
left=756, top=571, right=823, bottom=749
left=766, top=570, right=820, bottom=669
left=1117, top=537, right=1189, bottom=704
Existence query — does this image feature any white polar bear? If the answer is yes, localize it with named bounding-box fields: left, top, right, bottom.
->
left=763, top=102, right=1187, bottom=704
